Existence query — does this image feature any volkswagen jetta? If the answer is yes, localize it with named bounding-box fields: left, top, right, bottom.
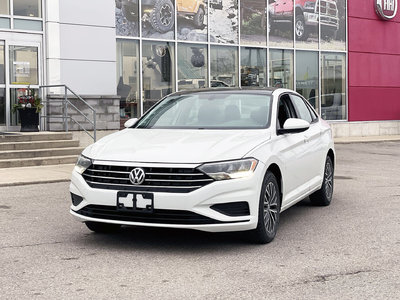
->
left=70, top=88, right=335, bottom=243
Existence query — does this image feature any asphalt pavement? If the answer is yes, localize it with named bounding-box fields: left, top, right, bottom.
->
left=0, top=142, right=399, bottom=299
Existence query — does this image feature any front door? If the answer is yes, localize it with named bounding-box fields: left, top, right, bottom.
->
left=0, top=36, right=41, bottom=132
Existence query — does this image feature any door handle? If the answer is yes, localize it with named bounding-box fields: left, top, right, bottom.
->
left=304, top=135, right=311, bottom=143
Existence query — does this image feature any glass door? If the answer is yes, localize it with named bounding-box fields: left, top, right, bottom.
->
left=0, top=37, right=41, bottom=132
left=9, top=45, right=39, bottom=128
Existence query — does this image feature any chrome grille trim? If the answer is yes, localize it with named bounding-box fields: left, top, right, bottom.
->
left=82, top=164, right=214, bottom=193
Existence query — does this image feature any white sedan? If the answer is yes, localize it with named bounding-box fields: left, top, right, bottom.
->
left=70, top=88, right=335, bottom=243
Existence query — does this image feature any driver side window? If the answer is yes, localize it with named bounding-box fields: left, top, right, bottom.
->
left=277, top=94, right=296, bottom=129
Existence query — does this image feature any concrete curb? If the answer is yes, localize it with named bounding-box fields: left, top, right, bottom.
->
left=0, top=179, right=70, bottom=188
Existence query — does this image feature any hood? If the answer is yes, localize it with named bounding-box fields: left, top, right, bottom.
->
left=83, top=129, right=271, bottom=164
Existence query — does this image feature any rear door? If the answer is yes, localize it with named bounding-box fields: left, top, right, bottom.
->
left=290, top=94, right=325, bottom=191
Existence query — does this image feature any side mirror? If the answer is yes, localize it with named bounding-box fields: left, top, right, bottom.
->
left=124, top=118, right=138, bottom=128
left=278, top=118, right=310, bottom=135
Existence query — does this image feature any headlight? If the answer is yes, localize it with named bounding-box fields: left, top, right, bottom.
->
left=198, top=158, right=258, bottom=181
left=74, top=155, right=92, bottom=174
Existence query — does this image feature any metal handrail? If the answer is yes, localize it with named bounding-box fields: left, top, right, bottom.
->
left=39, top=84, right=97, bottom=142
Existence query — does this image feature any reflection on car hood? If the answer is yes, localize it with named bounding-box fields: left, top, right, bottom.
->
left=83, top=128, right=271, bottom=164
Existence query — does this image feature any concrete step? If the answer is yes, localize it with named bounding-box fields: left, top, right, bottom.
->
left=0, top=132, right=73, bottom=143
left=0, top=147, right=84, bottom=159
left=0, top=139, right=80, bottom=151
left=0, top=155, right=79, bottom=168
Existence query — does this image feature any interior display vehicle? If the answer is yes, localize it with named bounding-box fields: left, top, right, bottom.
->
left=269, top=0, right=339, bottom=41
left=117, top=0, right=205, bottom=33
left=70, top=88, right=335, bottom=244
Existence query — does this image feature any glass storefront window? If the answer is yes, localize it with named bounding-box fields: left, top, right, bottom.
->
left=0, top=0, right=9, bottom=15
left=0, top=45, right=4, bottom=84
left=241, top=47, right=267, bottom=87
left=296, top=51, right=319, bottom=111
left=321, top=52, right=346, bottom=120
left=295, top=0, right=318, bottom=49
left=115, top=0, right=139, bottom=37
left=269, top=0, right=294, bottom=48
left=0, top=17, right=10, bottom=29
left=141, top=0, right=175, bottom=39
left=269, top=49, right=293, bottom=89
left=177, top=1, right=207, bottom=42
left=9, top=46, right=38, bottom=85
left=178, top=43, right=208, bottom=91
left=13, top=0, right=41, bottom=18
left=210, top=45, right=238, bottom=87
left=240, top=0, right=267, bottom=46
left=142, top=41, right=175, bottom=113
left=116, top=40, right=140, bottom=121
left=0, top=89, right=5, bottom=125
left=209, top=0, right=238, bottom=44
left=321, top=0, right=346, bottom=51
left=14, top=19, right=42, bottom=31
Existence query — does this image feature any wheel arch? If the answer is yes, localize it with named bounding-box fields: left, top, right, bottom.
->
left=327, top=148, right=335, bottom=168
left=267, top=163, right=283, bottom=197
left=295, top=6, right=304, bottom=16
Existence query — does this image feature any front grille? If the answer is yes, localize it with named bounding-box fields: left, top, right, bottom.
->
left=318, top=0, right=337, bottom=17
left=82, top=164, right=214, bottom=193
left=76, top=205, right=249, bottom=225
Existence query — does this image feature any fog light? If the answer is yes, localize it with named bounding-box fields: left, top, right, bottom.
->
left=71, top=193, right=83, bottom=206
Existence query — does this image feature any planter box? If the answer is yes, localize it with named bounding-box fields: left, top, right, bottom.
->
left=18, top=108, right=39, bottom=132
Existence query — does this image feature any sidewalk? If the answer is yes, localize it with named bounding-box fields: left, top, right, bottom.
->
left=0, top=164, right=74, bottom=187
left=0, top=135, right=399, bottom=187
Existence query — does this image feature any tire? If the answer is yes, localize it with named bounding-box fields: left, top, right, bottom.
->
left=85, top=221, right=121, bottom=233
left=115, top=0, right=122, bottom=10
left=309, top=156, right=334, bottom=206
left=193, top=7, right=205, bottom=28
left=122, top=4, right=138, bottom=22
left=150, top=0, right=175, bottom=33
left=251, top=171, right=281, bottom=244
left=295, top=15, right=309, bottom=41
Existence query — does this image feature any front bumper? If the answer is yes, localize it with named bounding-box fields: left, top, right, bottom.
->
left=69, top=162, right=265, bottom=232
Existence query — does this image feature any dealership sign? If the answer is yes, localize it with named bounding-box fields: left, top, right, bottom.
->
left=375, top=0, right=398, bottom=20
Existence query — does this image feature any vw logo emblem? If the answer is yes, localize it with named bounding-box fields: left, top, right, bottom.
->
left=129, top=168, right=145, bottom=185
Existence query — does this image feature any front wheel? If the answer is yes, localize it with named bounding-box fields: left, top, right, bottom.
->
left=295, top=15, right=309, bottom=41
left=309, top=156, right=334, bottom=206
left=251, top=171, right=281, bottom=244
left=85, top=221, right=121, bottom=233
left=150, top=0, right=175, bottom=33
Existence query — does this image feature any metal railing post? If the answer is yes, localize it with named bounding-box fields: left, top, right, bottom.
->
left=64, top=86, right=68, bottom=132
left=93, top=110, right=96, bottom=142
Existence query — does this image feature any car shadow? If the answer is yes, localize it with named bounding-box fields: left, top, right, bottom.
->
left=71, top=197, right=324, bottom=253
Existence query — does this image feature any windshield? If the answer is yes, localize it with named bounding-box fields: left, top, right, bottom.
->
left=136, top=92, right=272, bottom=129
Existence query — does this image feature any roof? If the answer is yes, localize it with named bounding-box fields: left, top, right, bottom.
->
left=171, top=87, right=277, bottom=97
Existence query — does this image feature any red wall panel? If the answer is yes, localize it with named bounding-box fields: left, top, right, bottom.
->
left=348, top=0, right=400, bottom=121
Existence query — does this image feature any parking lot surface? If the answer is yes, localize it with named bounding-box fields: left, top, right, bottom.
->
left=1, top=142, right=399, bottom=299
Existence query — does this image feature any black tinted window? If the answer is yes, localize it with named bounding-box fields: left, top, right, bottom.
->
left=290, top=95, right=313, bottom=123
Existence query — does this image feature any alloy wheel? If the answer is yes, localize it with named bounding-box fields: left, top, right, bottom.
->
left=159, top=4, right=172, bottom=26
left=263, top=182, right=279, bottom=233
left=324, top=160, right=334, bottom=199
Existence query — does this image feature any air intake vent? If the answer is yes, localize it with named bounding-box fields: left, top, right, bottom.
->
left=211, top=202, right=250, bottom=217
left=76, top=205, right=249, bottom=225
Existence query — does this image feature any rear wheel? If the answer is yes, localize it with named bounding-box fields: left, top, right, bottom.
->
left=309, top=156, right=334, bottom=206
left=251, top=171, right=281, bottom=244
left=85, top=221, right=121, bottom=233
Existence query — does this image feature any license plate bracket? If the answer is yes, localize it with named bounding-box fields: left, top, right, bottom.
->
left=117, top=192, right=154, bottom=214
